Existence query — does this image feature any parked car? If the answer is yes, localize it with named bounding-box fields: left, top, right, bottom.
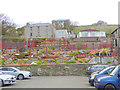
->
left=94, top=65, right=119, bottom=90
left=0, top=72, right=16, bottom=87
left=0, top=78, right=3, bottom=87
left=86, top=65, right=109, bottom=75
left=89, top=66, right=115, bottom=86
left=0, top=67, right=32, bottom=80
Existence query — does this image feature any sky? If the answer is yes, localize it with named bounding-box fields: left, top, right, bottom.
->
left=0, top=0, right=120, bottom=27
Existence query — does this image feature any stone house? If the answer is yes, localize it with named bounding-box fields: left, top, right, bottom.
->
left=111, top=27, right=120, bottom=61
left=24, top=23, right=56, bottom=40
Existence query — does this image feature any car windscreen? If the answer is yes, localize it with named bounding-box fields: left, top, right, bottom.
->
left=109, top=66, right=118, bottom=76
left=99, top=67, right=113, bottom=74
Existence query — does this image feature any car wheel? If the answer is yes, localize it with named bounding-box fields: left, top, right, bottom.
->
left=18, top=74, right=24, bottom=80
left=0, top=80, right=4, bottom=87
left=104, top=84, right=116, bottom=90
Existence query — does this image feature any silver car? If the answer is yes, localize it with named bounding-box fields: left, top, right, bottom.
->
left=0, top=67, right=32, bottom=80
left=0, top=72, right=16, bottom=87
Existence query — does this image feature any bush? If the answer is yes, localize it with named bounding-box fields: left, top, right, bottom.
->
left=37, top=61, right=42, bottom=65
left=97, top=62, right=100, bottom=64
left=71, top=60, right=76, bottom=63
left=85, top=60, right=89, bottom=63
left=107, top=61, right=112, bottom=64
left=0, top=60, right=5, bottom=65
left=18, top=60, right=22, bottom=64
left=88, top=53, right=92, bottom=56
left=75, top=57, right=78, bottom=60
left=79, top=60, right=83, bottom=63
left=86, top=51, right=90, bottom=54
left=41, top=38, right=46, bottom=40
left=65, top=49, right=69, bottom=51
left=38, top=52, right=42, bottom=55
left=49, top=59, right=55, bottom=62
left=23, top=60, right=27, bottom=64
left=65, top=61, right=71, bottom=64
left=56, top=61, right=59, bottom=64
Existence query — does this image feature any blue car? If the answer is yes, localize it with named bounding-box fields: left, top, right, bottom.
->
left=94, top=65, right=119, bottom=90
left=89, top=66, right=115, bottom=86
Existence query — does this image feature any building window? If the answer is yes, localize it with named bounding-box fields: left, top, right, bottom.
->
left=81, top=32, right=89, bottom=37
left=38, top=26, right=40, bottom=31
left=100, top=32, right=105, bottom=37
left=46, top=26, right=48, bottom=30
left=103, top=40, right=107, bottom=43
left=90, top=32, right=98, bottom=37
left=38, top=32, right=40, bottom=36
left=30, top=33, right=32, bottom=36
left=46, top=32, right=48, bottom=37
left=30, top=27, right=32, bottom=31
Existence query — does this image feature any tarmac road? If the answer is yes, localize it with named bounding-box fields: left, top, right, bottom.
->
left=2, top=76, right=95, bottom=88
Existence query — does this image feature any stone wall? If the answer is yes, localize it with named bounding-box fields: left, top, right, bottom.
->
left=4, top=64, right=96, bottom=76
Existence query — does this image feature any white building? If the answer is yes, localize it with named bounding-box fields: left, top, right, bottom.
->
left=77, top=29, right=106, bottom=38
left=55, top=30, right=75, bottom=39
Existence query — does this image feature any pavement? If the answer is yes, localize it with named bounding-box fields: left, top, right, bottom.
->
left=2, top=76, right=95, bottom=88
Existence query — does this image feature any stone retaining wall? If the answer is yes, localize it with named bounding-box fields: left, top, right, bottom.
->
left=3, top=64, right=98, bottom=76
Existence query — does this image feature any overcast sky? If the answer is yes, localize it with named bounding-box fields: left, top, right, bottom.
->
left=0, top=0, right=119, bottom=27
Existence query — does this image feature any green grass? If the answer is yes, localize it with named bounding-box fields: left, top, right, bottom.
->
left=73, top=25, right=118, bottom=35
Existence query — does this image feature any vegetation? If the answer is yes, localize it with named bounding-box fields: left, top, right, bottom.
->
left=107, top=61, right=112, bottom=64
left=73, top=25, right=118, bottom=35
left=79, top=60, right=83, bottom=63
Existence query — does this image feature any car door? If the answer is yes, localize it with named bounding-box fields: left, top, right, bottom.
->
left=1, top=67, right=9, bottom=74
left=7, top=67, right=18, bottom=77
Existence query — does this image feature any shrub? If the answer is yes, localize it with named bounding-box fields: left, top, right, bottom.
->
left=41, top=38, right=46, bottom=40
left=38, top=52, right=42, bottom=55
left=49, top=59, right=55, bottom=62
left=71, top=60, right=76, bottom=63
left=37, top=61, right=42, bottom=65
left=107, top=61, right=112, bottom=64
left=75, top=58, right=78, bottom=60
left=23, top=60, right=27, bottom=64
left=85, top=60, right=89, bottom=63
left=86, top=51, right=90, bottom=54
left=65, top=49, right=69, bottom=51
left=97, top=62, right=100, bottom=64
left=88, top=53, right=92, bottom=56
left=0, top=60, right=5, bottom=65
left=79, top=60, right=83, bottom=63
left=18, top=60, right=22, bottom=64
left=56, top=61, right=59, bottom=64
left=65, top=61, right=70, bottom=64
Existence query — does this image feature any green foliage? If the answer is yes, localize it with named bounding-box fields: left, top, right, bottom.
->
left=86, top=51, right=90, bottom=54
left=107, top=61, right=112, bottom=64
left=88, top=53, right=92, bottom=56
left=41, top=38, right=47, bottom=40
left=79, top=60, right=83, bottom=63
left=49, top=59, right=56, bottom=62
left=11, top=38, right=25, bottom=42
left=65, top=60, right=76, bottom=64
left=74, top=25, right=118, bottom=35
left=37, top=61, right=42, bottom=65
left=0, top=60, right=5, bottom=65
left=38, top=52, right=42, bottom=55
left=12, top=59, right=17, bottom=64
left=75, top=57, right=78, bottom=60
left=65, top=49, right=69, bottom=51
left=97, top=62, right=100, bottom=64
left=23, top=60, right=27, bottom=64
left=18, top=60, right=22, bottom=64
left=56, top=61, right=60, bottom=64
left=85, top=60, right=89, bottom=63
